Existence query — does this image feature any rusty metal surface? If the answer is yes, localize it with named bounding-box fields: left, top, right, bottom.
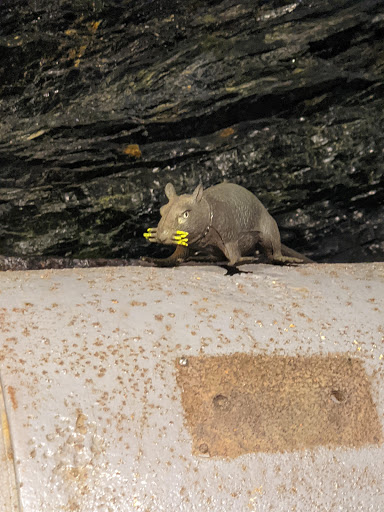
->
left=176, top=354, right=382, bottom=457
left=0, top=263, right=384, bottom=511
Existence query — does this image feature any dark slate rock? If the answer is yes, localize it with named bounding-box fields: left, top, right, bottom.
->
left=0, top=0, right=383, bottom=265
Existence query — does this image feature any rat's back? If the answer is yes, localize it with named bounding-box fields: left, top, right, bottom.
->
left=204, top=182, right=269, bottom=238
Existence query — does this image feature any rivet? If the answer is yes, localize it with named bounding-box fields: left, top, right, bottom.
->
left=212, top=394, right=230, bottom=410
left=331, top=389, right=346, bottom=404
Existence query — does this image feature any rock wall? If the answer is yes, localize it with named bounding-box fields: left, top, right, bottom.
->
left=1, top=0, right=383, bottom=262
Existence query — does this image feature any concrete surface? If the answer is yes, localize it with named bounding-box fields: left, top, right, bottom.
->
left=0, top=263, right=384, bottom=512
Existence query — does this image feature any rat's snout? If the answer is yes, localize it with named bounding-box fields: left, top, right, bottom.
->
left=157, top=231, right=168, bottom=243
left=155, top=222, right=173, bottom=244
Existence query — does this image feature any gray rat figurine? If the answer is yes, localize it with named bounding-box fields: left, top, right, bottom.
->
left=144, top=182, right=312, bottom=266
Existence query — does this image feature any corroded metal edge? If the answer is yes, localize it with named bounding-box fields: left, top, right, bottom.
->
left=0, top=377, right=20, bottom=512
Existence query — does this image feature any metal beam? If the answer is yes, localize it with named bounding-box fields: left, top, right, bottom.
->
left=0, top=263, right=383, bottom=511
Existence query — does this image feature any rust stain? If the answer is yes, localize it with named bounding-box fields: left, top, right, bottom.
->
left=50, top=410, right=103, bottom=508
left=219, top=127, right=235, bottom=138
left=76, top=410, right=88, bottom=434
left=88, top=20, right=102, bottom=33
left=1, top=410, right=14, bottom=461
left=1, top=381, right=15, bottom=463
left=123, top=144, right=142, bottom=158
left=130, top=300, right=147, bottom=307
left=7, top=385, right=18, bottom=410
left=176, top=354, right=383, bottom=457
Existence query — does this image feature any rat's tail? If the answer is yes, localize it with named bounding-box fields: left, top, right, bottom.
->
left=281, top=244, right=314, bottom=263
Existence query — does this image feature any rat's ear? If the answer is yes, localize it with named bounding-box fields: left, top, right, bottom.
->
left=192, top=183, right=204, bottom=203
left=165, top=183, right=177, bottom=200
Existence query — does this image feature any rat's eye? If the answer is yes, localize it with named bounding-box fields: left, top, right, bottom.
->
left=178, top=210, right=190, bottom=224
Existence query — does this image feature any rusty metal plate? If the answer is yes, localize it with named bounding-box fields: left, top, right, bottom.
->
left=176, top=354, right=382, bottom=457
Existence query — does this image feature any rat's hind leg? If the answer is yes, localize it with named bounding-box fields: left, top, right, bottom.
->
left=259, top=220, right=302, bottom=265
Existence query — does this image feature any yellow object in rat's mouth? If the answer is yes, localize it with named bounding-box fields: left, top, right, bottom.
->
left=143, top=228, right=154, bottom=239
left=173, top=230, right=189, bottom=246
